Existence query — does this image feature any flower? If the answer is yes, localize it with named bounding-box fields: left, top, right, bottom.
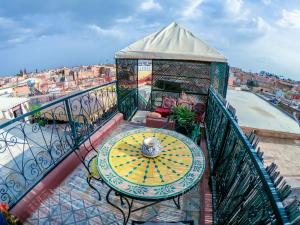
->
left=0, top=202, right=9, bottom=212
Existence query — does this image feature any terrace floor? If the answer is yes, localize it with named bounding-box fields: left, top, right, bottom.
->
left=24, top=121, right=209, bottom=225
left=258, top=137, right=300, bottom=201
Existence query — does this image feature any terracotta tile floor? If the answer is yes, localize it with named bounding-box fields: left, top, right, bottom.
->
left=25, top=122, right=202, bottom=225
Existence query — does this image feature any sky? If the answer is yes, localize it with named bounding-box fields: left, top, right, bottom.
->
left=0, top=0, right=300, bottom=80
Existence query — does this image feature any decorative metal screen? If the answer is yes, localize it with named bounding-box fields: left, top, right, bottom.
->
left=210, top=62, right=229, bottom=97
left=205, top=88, right=296, bottom=225
left=151, top=60, right=211, bottom=109
left=116, top=59, right=138, bottom=120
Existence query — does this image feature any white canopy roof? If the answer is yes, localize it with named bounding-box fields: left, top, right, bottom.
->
left=115, top=22, right=227, bottom=62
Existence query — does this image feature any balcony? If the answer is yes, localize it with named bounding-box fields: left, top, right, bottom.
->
left=1, top=22, right=300, bottom=225
left=0, top=81, right=298, bottom=225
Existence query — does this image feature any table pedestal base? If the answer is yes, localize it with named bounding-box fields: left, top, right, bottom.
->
left=106, top=188, right=182, bottom=225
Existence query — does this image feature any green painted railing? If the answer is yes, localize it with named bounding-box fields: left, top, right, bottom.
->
left=0, top=81, right=118, bottom=208
left=205, top=88, right=300, bottom=225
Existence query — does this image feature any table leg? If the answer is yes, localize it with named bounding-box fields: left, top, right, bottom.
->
left=173, top=195, right=181, bottom=209
left=106, top=188, right=133, bottom=225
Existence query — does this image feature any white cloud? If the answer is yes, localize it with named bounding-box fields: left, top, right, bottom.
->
left=225, top=0, right=243, bottom=14
left=140, top=22, right=160, bottom=29
left=0, top=16, right=34, bottom=48
left=115, top=16, right=134, bottom=23
left=7, top=37, right=27, bottom=44
left=254, top=17, right=271, bottom=32
left=139, top=0, right=162, bottom=11
left=0, top=17, right=31, bottom=34
left=277, top=9, right=300, bottom=28
left=262, top=0, right=272, bottom=5
left=0, top=17, right=15, bottom=28
left=181, top=0, right=204, bottom=20
left=88, top=24, right=123, bottom=38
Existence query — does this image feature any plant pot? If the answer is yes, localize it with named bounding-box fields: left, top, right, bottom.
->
left=175, top=124, right=189, bottom=135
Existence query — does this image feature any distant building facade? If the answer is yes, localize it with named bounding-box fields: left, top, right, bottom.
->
left=0, top=96, right=29, bottom=120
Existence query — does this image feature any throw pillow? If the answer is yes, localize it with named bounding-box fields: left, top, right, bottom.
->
left=147, top=112, right=162, bottom=119
left=162, top=96, right=176, bottom=109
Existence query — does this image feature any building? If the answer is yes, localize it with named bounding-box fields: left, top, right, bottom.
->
left=0, top=96, right=29, bottom=120
left=276, top=80, right=294, bottom=91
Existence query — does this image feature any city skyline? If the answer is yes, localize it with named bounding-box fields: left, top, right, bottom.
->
left=0, top=0, right=300, bottom=80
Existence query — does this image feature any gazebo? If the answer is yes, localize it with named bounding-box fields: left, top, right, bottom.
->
left=115, top=22, right=229, bottom=119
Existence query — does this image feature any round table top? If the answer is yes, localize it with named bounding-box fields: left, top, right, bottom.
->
left=97, top=128, right=205, bottom=200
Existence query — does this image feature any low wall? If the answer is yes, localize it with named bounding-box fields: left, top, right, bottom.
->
left=241, top=126, right=300, bottom=140
left=10, top=113, right=123, bottom=222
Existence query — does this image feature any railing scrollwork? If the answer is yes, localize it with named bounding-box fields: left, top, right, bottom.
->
left=0, top=81, right=118, bottom=208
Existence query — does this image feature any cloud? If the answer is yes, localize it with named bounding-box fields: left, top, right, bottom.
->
left=88, top=24, right=123, bottom=38
left=0, top=0, right=300, bottom=80
left=0, top=17, right=16, bottom=28
left=225, top=0, right=243, bottom=14
left=139, top=0, right=162, bottom=11
left=0, top=16, right=34, bottom=48
left=140, top=22, right=160, bottom=29
left=262, top=0, right=272, bottom=5
left=115, top=16, right=134, bottom=23
left=277, top=9, right=300, bottom=28
left=181, top=0, right=204, bottom=20
left=254, top=17, right=272, bottom=32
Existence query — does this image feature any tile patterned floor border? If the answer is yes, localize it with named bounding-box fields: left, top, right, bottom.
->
left=25, top=122, right=202, bottom=225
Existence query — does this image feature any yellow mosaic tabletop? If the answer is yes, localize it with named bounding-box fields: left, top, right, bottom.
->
left=97, top=128, right=205, bottom=200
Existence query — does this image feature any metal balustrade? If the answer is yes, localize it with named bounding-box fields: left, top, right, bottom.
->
left=205, top=88, right=299, bottom=225
left=0, top=81, right=118, bottom=208
left=1, top=79, right=299, bottom=224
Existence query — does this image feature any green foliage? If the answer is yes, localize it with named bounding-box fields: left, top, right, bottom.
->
left=171, top=105, right=196, bottom=135
left=171, top=105, right=195, bottom=126
left=246, top=79, right=258, bottom=89
left=30, top=104, right=46, bottom=126
left=31, top=104, right=41, bottom=117
left=1, top=211, right=22, bottom=224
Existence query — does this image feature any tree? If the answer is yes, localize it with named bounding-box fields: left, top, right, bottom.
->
left=246, top=80, right=257, bottom=89
left=60, top=76, right=65, bottom=82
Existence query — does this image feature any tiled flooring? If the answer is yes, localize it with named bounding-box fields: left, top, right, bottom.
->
left=25, top=122, right=202, bottom=225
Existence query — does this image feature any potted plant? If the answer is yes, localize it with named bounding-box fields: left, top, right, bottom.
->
left=0, top=202, right=22, bottom=225
left=171, top=105, right=196, bottom=136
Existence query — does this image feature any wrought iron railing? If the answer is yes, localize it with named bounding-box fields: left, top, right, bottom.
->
left=0, top=81, right=118, bottom=208
left=118, top=89, right=138, bottom=120
left=205, top=88, right=299, bottom=225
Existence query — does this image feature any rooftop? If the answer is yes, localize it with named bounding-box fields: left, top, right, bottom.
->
left=226, top=90, right=300, bottom=134
left=1, top=22, right=299, bottom=225
left=0, top=96, right=28, bottom=111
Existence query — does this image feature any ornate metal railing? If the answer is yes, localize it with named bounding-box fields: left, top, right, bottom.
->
left=206, top=88, right=300, bottom=225
left=0, top=81, right=118, bottom=208
left=116, top=59, right=138, bottom=120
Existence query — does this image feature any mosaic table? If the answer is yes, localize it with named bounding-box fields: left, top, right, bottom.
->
left=97, top=128, right=205, bottom=225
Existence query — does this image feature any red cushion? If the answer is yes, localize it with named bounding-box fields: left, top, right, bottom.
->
left=155, top=107, right=170, bottom=117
